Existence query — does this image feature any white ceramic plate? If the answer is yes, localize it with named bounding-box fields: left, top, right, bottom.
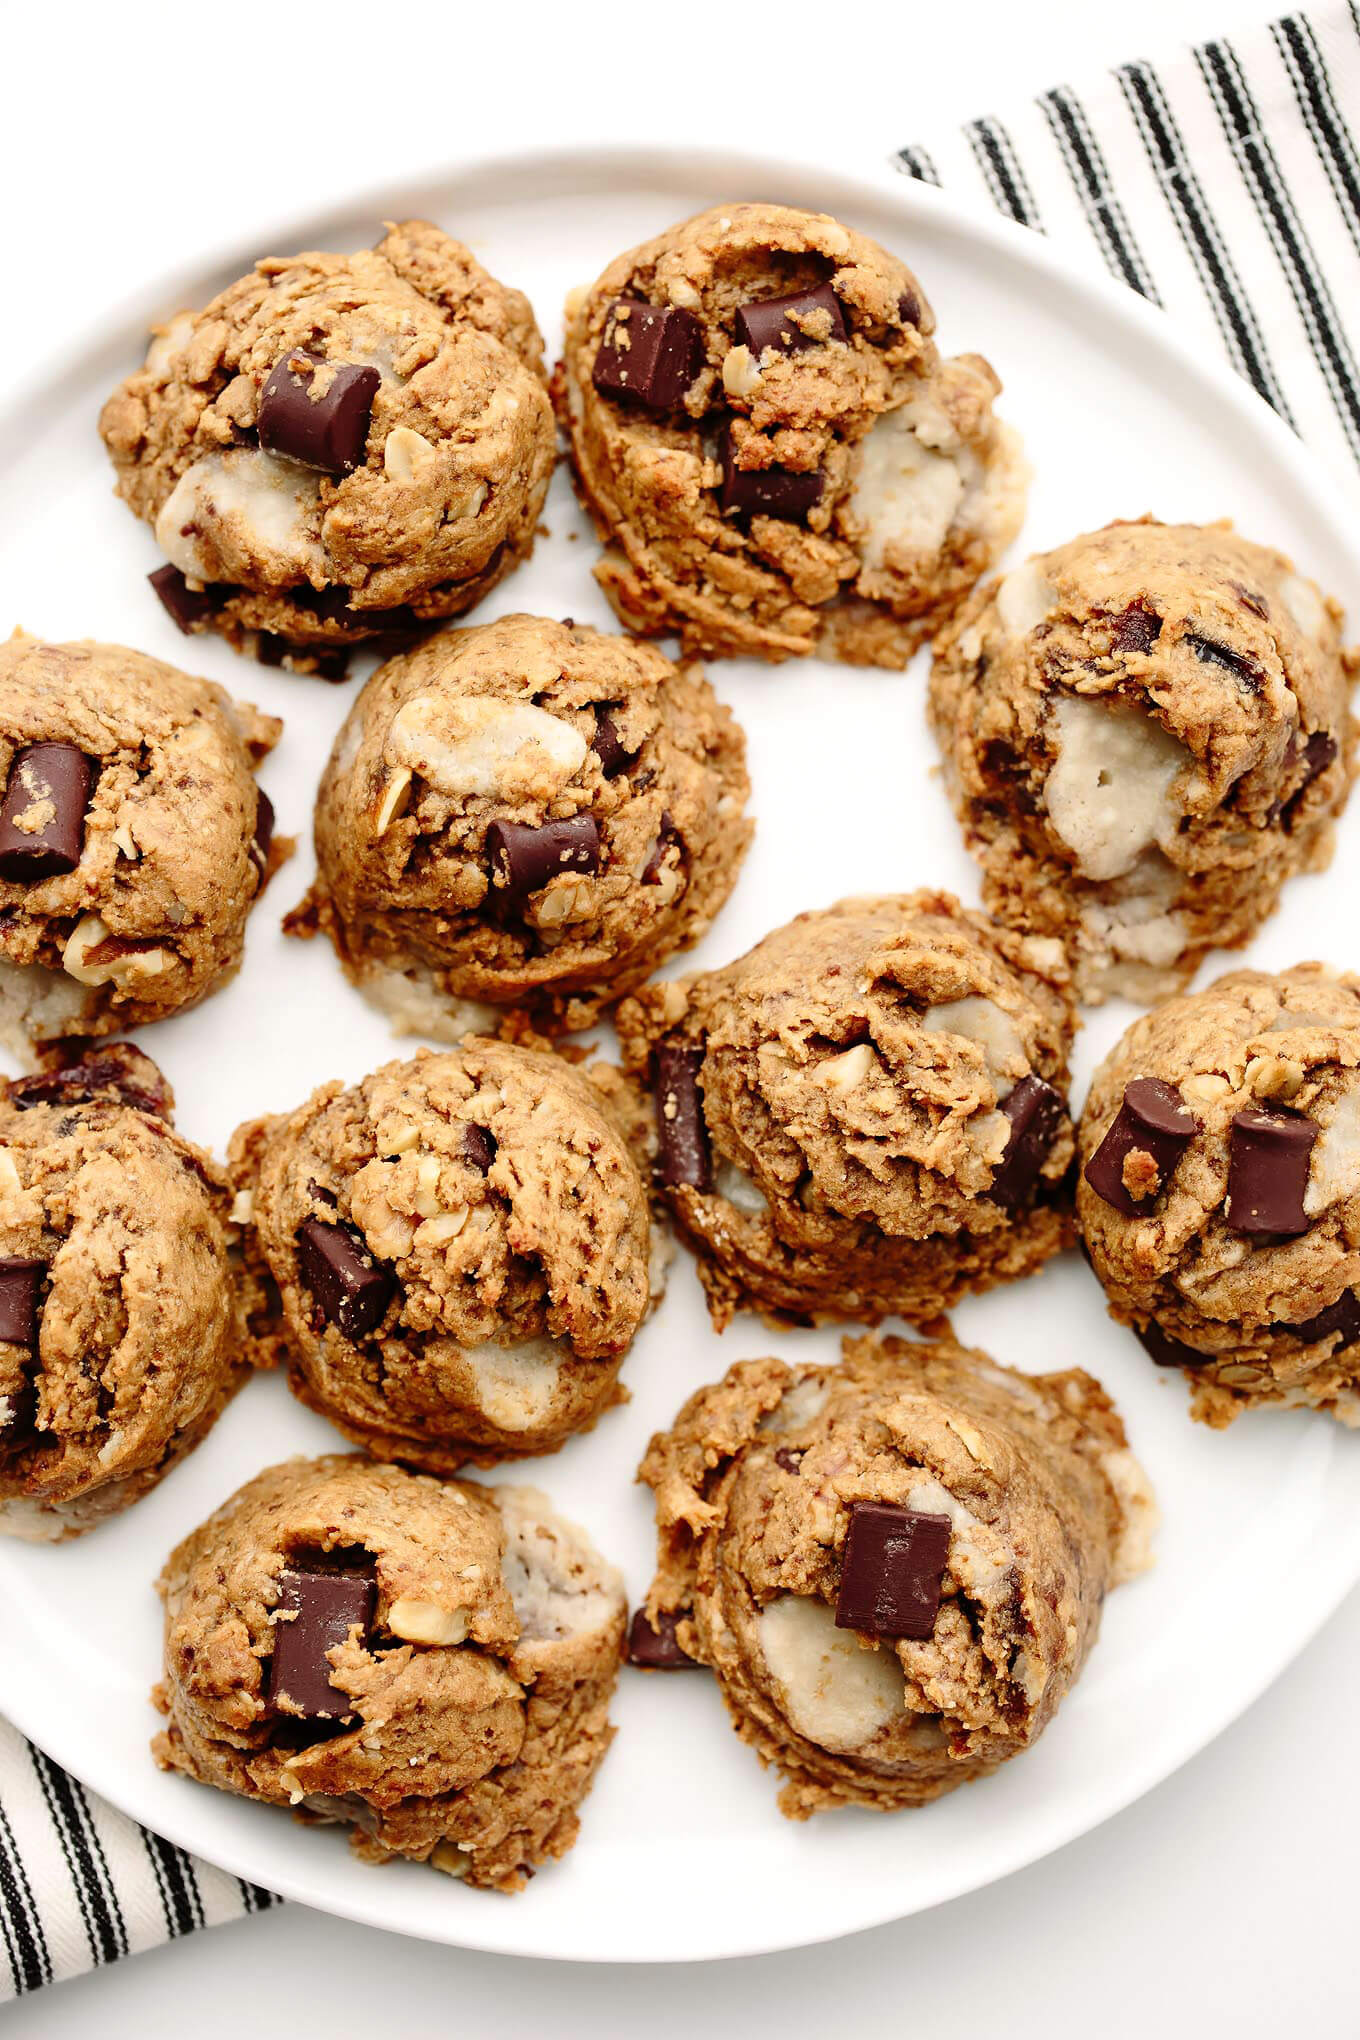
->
left=0, top=146, right=1358, bottom=1966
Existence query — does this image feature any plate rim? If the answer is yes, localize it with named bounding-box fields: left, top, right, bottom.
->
left=1, top=140, right=1359, bottom=1964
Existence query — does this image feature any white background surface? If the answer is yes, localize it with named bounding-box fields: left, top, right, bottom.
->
left=4, top=0, right=1357, bottom=2032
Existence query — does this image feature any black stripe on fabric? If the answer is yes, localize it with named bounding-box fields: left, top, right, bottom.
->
left=1115, top=60, right=1295, bottom=424
left=238, top=1877, right=281, bottom=1915
left=0, top=1796, right=50, bottom=1995
left=141, top=1827, right=203, bottom=1938
left=1038, top=85, right=1163, bottom=301
left=965, top=117, right=1044, bottom=227
left=893, top=144, right=942, bottom=187
left=28, top=1758, right=126, bottom=1968
left=29, top=1750, right=125, bottom=1969
left=1197, top=37, right=1360, bottom=463
left=1272, top=14, right=1360, bottom=263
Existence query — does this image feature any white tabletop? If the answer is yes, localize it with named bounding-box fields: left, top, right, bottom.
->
left=5, top=1, right=1354, bottom=2031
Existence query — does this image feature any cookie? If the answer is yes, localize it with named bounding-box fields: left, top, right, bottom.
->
left=635, top=1333, right=1153, bottom=1817
left=1077, top=964, right=1360, bottom=1426
left=99, top=222, right=554, bottom=672
left=0, top=634, right=283, bottom=1057
left=0, top=1045, right=247, bottom=1540
left=558, top=202, right=1027, bottom=665
left=929, top=519, right=1358, bottom=1003
left=614, top=892, right=1076, bottom=1327
left=230, top=1041, right=654, bottom=1472
left=292, top=612, right=751, bottom=1037
left=153, top=1455, right=624, bottom=1888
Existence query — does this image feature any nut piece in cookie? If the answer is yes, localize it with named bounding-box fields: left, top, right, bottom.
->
left=292, top=612, right=751, bottom=1037
left=635, top=1334, right=1154, bottom=1816
left=229, top=1040, right=653, bottom=1472
left=0, top=634, right=285, bottom=1057
left=929, top=518, right=1358, bottom=1004
left=99, top=222, right=555, bottom=673
left=153, top=1455, right=625, bottom=1889
left=558, top=201, right=1027, bottom=665
left=614, top=891, right=1077, bottom=1328
left=0, top=1047, right=247, bottom=1539
left=1076, top=963, right=1360, bottom=1427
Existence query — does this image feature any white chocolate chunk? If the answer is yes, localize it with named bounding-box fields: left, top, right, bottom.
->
left=386, top=695, right=587, bottom=803
left=1279, top=572, right=1325, bottom=641
left=758, top=1596, right=905, bottom=1753
left=849, top=406, right=965, bottom=568
left=496, top=1484, right=624, bottom=1644
left=1101, top=1445, right=1160, bottom=1585
left=230, top=1188, right=254, bottom=1225
left=429, top=1842, right=472, bottom=1878
left=464, top=1337, right=563, bottom=1431
left=903, top=1475, right=1008, bottom=1597
left=713, top=1156, right=769, bottom=1215
left=145, top=312, right=195, bottom=379
left=921, top=997, right=1025, bottom=1082
left=373, top=768, right=413, bottom=837
left=1045, top=695, right=1189, bottom=882
left=155, top=451, right=322, bottom=581
left=759, top=1375, right=831, bottom=1434
left=995, top=559, right=1055, bottom=638
left=1304, top=1086, right=1360, bottom=1216
left=388, top=1599, right=469, bottom=1646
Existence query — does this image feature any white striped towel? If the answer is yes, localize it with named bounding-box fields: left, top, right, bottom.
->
left=4, top=1, right=1359, bottom=1999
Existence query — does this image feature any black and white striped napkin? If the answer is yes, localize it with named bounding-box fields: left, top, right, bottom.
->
left=4, top=2, right=1359, bottom=2000
left=897, top=4, right=1360, bottom=484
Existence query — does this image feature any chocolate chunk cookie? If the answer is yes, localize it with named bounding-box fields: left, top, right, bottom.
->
left=929, top=519, right=1357, bottom=1002
left=229, top=1041, right=653, bottom=1471
left=614, top=892, right=1076, bottom=1327
left=293, top=612, right=751, bottom=1037
left=0, top=1045, right=247, bottom=1540
left=154, top=1455, right=624, bottom=1888
left=0, top=634, right=283, bottom=1056
left=558, top=202, right=1027, bottom=666
left=99, top=221, right=554, bottom=672
left=1077, top=964, right=1360, bottom=1426
left=636, top=1333, right=1153, bottom=1817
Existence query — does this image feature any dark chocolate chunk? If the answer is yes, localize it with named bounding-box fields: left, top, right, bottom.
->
left=268, top=1561, right=377, bottom=1721
left=485, top=816, right=600, bottom=918
left=1134, top=1320, right=1207, bottom=1369
left=774, top=1446, right=804, bottom=1474
left=0, top=1259, right=45, bottom=1348
left=1273, top=1290, right=1360, bottom=1346
left=641, top=812, right=682, bottom=887
left=834, top=1501, right=952, bottom=1641
left=591, top=705, right=639, bottom=780
left=1226, top=1107, right=1317, bottom=1237
left=259, top=352, right=381, bottom=476
left=256, top=633, right=287, bottom=668
left=0, top=744, right=94, bottom=883
left=296, top=1218, right=394, bottom=1339
left=591, top=300, right=703, bottom=411
left=1301, top=729, right=1337, bottom=789
left=654, top=1039, right=711, bottom=1192
left=897, top=288, right=921, bottom=328
left=1111, top=602, right=1162, bottom=655
left=734, top=284, right=847, bottom=358
left=461, top=1124, right=497, bottom=1174
left=251, top=788, right=275, bottom=878
left=979, top=738, right=1039, bottom=817
left=1186, top=632, right=1261, bottom=690
left=148, top=563, right=224, bottom=633
left=1083, top=1077, right=1198, bottom=1217
left=626, top=1607, right=699, bottom=1669
left=718, top=430, right=823, bottom=520
left=986, top=1075, right=1065, bottom=1211
left=8, top=1044, right=171, bottom=1118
